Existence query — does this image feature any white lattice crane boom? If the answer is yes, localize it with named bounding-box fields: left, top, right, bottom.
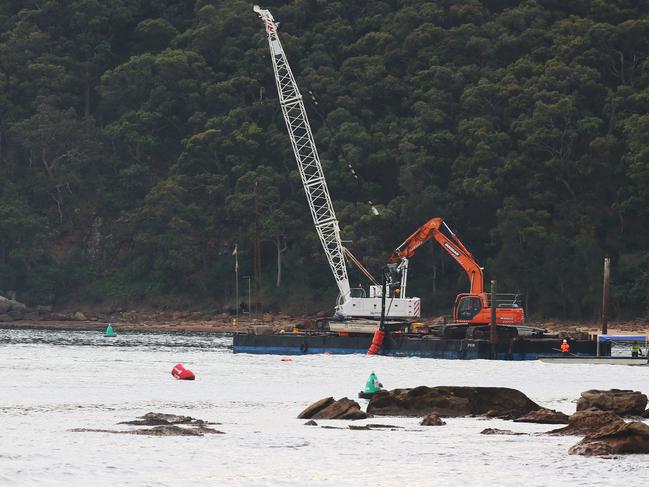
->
left=254, top=5, right=420, bottom=321
left=254, top=5, right=350, bottom=303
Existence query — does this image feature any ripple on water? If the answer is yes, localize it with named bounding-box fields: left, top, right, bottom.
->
left=0, top=329, right=648, bottom=486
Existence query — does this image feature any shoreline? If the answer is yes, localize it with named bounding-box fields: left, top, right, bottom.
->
left=1, top=319, right=648, bottom=337
left=0, top=320, right=271, bottom=334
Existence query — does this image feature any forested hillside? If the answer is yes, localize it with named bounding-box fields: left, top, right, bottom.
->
left=1, top=0, right=648, bottom=319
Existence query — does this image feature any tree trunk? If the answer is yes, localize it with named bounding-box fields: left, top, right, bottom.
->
left=275, top=236, right=288, bottom=288
left=41, top=148, right=54, bottom=180
left=276, top=236, right=282, bottom=288
left=84, top=81, right=91, bottom=118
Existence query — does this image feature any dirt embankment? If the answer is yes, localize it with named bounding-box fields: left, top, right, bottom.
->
left=538, top=320, right=649, bottom=337
left=0, top=308, right=310, bottom=333
left=1, top=308, right=648, bottom=337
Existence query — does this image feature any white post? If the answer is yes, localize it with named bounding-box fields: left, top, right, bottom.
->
left=234, top=246, right=239, bottom=325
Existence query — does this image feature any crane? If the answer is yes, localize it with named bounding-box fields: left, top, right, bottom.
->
left=388, top=217, right=524, bottom=325
left=253, top=5, right=420, bottom=321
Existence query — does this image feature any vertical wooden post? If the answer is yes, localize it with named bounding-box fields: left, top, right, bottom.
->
left=490, top=279, right=497, bottom=359
left=379, top=268, right=388, bottom=331
left=253, top=180, right=262, bottom=315
left=602, top=257, right=610, bottom=336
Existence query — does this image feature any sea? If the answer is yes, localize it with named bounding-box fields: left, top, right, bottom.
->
left=1, top=328, right=647, bottom=486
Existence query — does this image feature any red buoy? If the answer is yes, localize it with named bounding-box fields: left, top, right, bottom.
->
left=367, top=329, right=385, bottom=355
left=171, top=363, right=195, bottom=380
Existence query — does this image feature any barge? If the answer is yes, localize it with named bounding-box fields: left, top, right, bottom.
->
left=233, top=329, right=604, bottom=360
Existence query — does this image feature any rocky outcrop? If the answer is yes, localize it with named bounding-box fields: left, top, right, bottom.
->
left=72, top=412, right=223, bottom=436
left=118, top=412, right=216, bottom=426
left=514, top=408, right=569, bottom=424
left=576, top=389, right=647, bottom=416
left=569, top=421, right=649, bottom=456
left=0, top=296, right=27, bottom=320
left=366, top=424, right=403, bottom=430
left=420, top=413, right=446, bottom=426
left=366, top=386, right=540, bottom=418
left=480, top=428, right=526, bottom=435
left=0, top=296, right=11, bottom=314
left=70, top=425, right=224, bottom=436
left=547, top=410, right=624, bottom=436
left=298, top=397, right=335, bottom=418
left=299, top=397, right=367, bottom=420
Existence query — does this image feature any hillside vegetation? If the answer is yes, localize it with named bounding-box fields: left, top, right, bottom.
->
left=0, top=0, right=648, bottom=319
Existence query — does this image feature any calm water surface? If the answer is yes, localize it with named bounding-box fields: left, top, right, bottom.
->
left=1, top=329, right=647, bottom=486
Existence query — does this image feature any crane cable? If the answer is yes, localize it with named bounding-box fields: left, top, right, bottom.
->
left=307, top=90, right=379, bottom=216
left=306, top=90, right=381, bottom=285
left=342, top=247, right=378, bottom=286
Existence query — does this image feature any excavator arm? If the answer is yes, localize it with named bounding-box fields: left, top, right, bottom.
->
left=388, top=217, right=485, bottom=295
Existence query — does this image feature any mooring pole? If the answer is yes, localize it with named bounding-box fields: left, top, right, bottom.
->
left=380, top=268, right=388, bottom=331
left=602, top=257, right=610, bottom=337
left=490, top=279, right=497, bottom=359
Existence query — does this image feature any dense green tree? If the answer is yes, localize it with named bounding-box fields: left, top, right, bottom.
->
left=0, top=0, right=647, bottom=319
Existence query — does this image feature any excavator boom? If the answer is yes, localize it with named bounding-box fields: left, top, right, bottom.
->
left=388, top=217, right=484, bottom=295
left=388, top=216, right=524, bottom=325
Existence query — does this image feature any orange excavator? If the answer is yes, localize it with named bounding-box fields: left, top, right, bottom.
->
left=387, top=217, right=524, bottom=325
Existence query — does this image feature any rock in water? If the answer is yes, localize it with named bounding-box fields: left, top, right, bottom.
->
left=118, top=412, right=213, bottom=426
left=420, top=413, right=445, bottom=426
left=367, top=386, right=540, bottom=418
left=312, top=397, right=367, bottom=420
left=70, top=425, right=224, bottom=436
left=576, top=389, right=648, bottom=416
left=514, top=408, right=569, bottom=424
left=299, top=397, right=367, bottom=420
left=73, top=412, right=223, bottom=436
left=569, top=421, right=649, bottom=456
left=480, top=428, right=525, bottom=435
left=298, top=397, right=335, bottom=419
left=130, top=425, right=209, bottom=436
left=546, top=410, right=624, bottom=436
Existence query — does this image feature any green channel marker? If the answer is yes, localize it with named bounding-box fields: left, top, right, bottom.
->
left=364, top=371, right=382, bottom=394
left=104, top=323, right=117, bottom=337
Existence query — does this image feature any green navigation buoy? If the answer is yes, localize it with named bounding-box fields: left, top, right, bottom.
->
left=364, top=371, right=382, bottom=394
left=358, top=371, right=383, bottom=399
left=104, top=323, right=117, bottom=337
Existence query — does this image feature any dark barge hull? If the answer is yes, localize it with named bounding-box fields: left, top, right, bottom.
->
left=233, top=333, right=603, bottom=360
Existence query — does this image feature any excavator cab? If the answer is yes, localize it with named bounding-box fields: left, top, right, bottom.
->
left=453, top=293, right=525, bottom=325
left=456, top=295, right=483, bottom=320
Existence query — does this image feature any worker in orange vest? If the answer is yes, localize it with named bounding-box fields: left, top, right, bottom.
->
left=560, top=339, right=570, bottom=353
